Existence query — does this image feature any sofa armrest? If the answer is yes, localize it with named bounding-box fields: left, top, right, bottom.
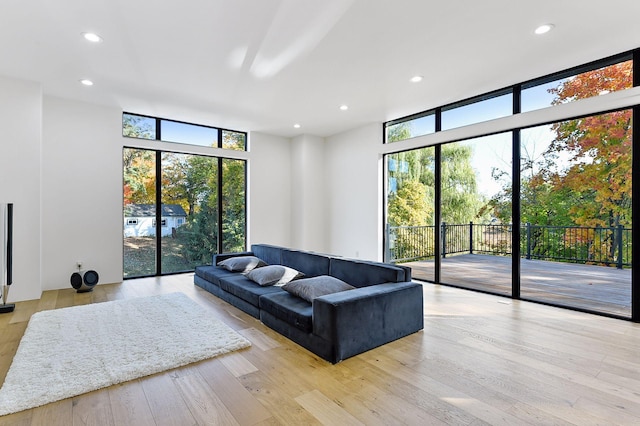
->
left=212, top=251, right=254, bottom=265
left=313, top=282, right=424, bottom=362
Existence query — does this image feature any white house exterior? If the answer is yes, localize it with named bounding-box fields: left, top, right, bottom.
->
left=124, top=204, right=187, bottom=237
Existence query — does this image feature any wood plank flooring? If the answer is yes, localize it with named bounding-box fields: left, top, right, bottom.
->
left=1, top=274, right=639, bottom=425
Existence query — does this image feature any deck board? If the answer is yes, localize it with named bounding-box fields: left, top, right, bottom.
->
left=405, top=254, right=632, bottom=317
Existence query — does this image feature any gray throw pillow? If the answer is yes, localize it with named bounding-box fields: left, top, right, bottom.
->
left=282, top=275, right=355, bottom=302
left=217, top=256, right=267, bottom=273
left=245, top=265, right=304, bottom=286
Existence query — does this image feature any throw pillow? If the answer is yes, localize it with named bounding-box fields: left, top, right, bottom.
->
left=282, top=275, right=355, bottom=302
left=245, top=265, right=305, bottom=286
left=217, top=256, right=267, bottom=273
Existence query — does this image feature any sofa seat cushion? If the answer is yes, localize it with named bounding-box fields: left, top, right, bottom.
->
left=259, top=292, right=313, bottom=333
left=218, top=274, right=284, bottom=307
left=194, top=265, right=238, bottom=286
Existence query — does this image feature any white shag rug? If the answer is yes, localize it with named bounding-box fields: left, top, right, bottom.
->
left=0, top=292, right=251, bottom=416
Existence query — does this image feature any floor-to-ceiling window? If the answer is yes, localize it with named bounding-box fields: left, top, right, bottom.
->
left=159, top=152, right=219, bottom=275
left=519, top=110, right=632, bottom=317
left=385, top=145, right=436, bottom=282
left=123, top=148, right=157, bottom=277
left=122, top=114, right=247, bottom=278
left=383, top=49, right=637, bottom=320
left=439, top=133, right=512, bottom=296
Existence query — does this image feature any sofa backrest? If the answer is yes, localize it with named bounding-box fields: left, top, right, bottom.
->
left=250, top=243, right=412, bottom=287
left=329, top=258, right=407, bottom=288
left=281, top=249, right=330, bottom=277
left=251, top=244, right=284, bottom=265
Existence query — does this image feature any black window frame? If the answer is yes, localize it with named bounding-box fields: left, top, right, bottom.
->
left=122, top=112, right=248, bottom=151
left=382, top=47, right=639, bottom=322
left=122, top=146, right=248, bottom=278
left=383, top=50, right=635, bottom=144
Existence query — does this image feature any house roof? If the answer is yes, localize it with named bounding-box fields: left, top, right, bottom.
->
left=1, top=1, right=639, bottom=138
left=124, top=204, right=187, bottom=217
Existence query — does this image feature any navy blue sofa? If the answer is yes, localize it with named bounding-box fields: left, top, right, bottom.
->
left=194, top=244, right=424, bottom=363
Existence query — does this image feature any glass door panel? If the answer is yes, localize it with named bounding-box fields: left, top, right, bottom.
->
left=221, top=158, right=246, bottom=253
left=161, top=153, right=219, bottom=274
left=385, top=146, right=436, bottom=281
left=520, top=111, right=632, bottom=317
left=440, top=133, right=512, bottom=295
left=123, top=148, right=157, bottom=278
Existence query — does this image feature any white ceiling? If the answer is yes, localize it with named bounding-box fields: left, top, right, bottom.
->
left=1, top=0, right=639, bottom=138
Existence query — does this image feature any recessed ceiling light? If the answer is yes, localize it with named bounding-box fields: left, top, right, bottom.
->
left=339, top=105, right=349, bottom=111
left=534, top=24, right=554, bottom=35
left=82, top=32, right=103, bottom=43
left=293, top=124, right=301, bottom=128
left=80, top=79, right=94, bottom=86
left=410, top=75, right=423, bottom=83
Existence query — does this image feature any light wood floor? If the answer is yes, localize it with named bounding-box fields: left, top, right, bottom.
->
left=1, top=274, right=639, bottom=425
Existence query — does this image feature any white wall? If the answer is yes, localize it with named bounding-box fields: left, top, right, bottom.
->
left=0, top=78, right=293, bottom=301
left=39, top=100, right=297, bottom=293
left=0, top=76, right=43, bottom=302
left=41, top=97, right=123, bottom=291
left=325, top=123, right=383, bottom=261
left=248, top=132, right=292, bottom=247
left=36, top=99, right=297, bottom=295
left=290, top=134, right=327, bottom=252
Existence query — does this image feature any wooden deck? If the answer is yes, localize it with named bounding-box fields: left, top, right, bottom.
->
left=405, top=254, right=632, bottom=317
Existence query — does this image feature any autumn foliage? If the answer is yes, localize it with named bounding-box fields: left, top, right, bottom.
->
left=529, top=60, right=633, bottom=263
left=547, top=61, right=632, bottom=229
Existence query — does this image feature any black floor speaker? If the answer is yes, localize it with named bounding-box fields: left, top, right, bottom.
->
left=70, top=270, right=99, bottom=292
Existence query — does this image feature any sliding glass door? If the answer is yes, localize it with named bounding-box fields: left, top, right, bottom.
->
left=123, top=148, right=157, bottom=277
left=160, top=153, right=219, bottom=274
left=520, top=111, right=632, bottom=317
left=123, top=148, right=246, bottom=278
left=383, top=51, right=636, bottom=320
left=385, top=146, right=436, bottom=282
left=439, top=133, right=512, bottom=295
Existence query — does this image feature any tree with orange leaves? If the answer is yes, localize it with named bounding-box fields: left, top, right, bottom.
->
left=545, top=60, right=632, bottom=261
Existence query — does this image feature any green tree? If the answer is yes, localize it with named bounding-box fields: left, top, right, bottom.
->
left=222, top=159, right=246, bottom=252
left=387, top=138, right=486, bottom=260
left=387, top=146, right=435, bottom=226
left=123, top=114, right=154, bottom=139
left=177, top=157, right=247, bottom=261
left=440, top=144, right=488, bottom=224
left=387, top=122, right=412, bottom=143
left=162, top=154, right=216, bottom=216
left=222, top=131, right=246, bottom=151
left=180, top=198, right=218, bottom=264
left=388, top=180, right=430, bottom=226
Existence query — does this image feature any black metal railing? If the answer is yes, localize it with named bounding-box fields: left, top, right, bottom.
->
left=386, top=222, right=632, bottom=268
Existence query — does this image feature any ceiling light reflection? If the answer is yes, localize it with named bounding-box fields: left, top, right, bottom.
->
left=534, top=24, right=554, bottom=35
left=82, top=32, right=103, bottom=43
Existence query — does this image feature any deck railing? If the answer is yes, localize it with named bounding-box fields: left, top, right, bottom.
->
left=386, top=222, right=632, bottom=268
